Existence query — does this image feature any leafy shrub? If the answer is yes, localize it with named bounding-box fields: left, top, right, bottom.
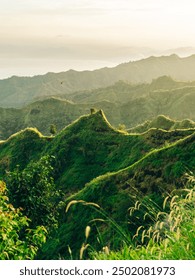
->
left=50, top=124, right=57, bottom=135
left=0, top=181, right=47, bottom=260
left=6, top=155, right=60, bottom=230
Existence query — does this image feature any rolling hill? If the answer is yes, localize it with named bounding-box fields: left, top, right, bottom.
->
left=2, top=110, right=189, bottom=189
left=0, top=110, right=194, bottom=259
left=38, top=112, right=195, bottom=259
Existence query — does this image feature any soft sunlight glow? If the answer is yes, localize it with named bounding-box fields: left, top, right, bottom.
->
left=1, top=0, right=195, bottom=78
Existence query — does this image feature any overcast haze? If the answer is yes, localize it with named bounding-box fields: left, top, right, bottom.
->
left=1, top=0, right=195, bottom=78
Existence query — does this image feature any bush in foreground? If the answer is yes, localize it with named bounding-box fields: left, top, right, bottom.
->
left=0, top=181, right=47, bottom=260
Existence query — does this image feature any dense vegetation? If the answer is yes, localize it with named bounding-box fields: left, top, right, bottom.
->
left=0, top=109, right=194, bottom=260
left=0, top=181, right=47, bottom=260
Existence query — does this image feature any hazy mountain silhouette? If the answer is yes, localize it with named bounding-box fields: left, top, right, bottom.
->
left=1, top=54, right=195, bottom=108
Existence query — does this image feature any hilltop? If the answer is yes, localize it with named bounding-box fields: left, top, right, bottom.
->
left=128, top=115, right=195, bottom=133
left=1, top=54, right=195, bottom=108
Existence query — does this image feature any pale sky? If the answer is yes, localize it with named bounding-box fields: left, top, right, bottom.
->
left=1, top=0, right=195, bottom=78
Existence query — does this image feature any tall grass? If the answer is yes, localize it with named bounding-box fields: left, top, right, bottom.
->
left=65, top=199, right=132, bottom=259
left=92, top=174, right=195, bottom=260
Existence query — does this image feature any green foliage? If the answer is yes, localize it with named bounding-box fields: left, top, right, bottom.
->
left=0, top=181, right=47, bottom=260
left=0, top=128, right=48, bottom=175
left=6, top=155, right=59, bottom=230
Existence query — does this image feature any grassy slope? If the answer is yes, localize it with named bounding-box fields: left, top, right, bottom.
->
left=0, top=128, right=50, bottom=174
left=37, top=115, right=195, bottom=259
left=0, top=97, right=122, bottom=140
left=39, top=110, right=154, bottom=193
left=66, top=76, right=194, bottom=104
left=120, top=86, right=195, bottom=127
left=93, top=176, right=195, bottom=260
left=38, top=111, right=195, bottom=194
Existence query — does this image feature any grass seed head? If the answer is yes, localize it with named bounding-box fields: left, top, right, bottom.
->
left=80, top=243, right=89, bottom=260
left=85, top=226, right=91, bottom=240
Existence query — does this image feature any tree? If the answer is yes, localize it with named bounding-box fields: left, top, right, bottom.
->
left=90, top=108, right=97, bottom=115
left=6, top=155, right=60, bottom=230
left=118, top=124, right=126, bottom=131
left=50, top=124, right=57, bottom=135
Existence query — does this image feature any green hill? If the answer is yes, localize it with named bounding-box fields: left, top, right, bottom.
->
left=0, top=110, right=193, bottom=188
left=0, top=128, right=50, bottom=173
left=0, top=97, right=122, bottom=140
left=0, top=110, right=194, bottom=259
left=42, top=111, right=195, bottom=194
left=128, top=115, right=195, bottom=133
left=120, top=86, right=195, bottom=127
left=0, top=111, right=167, bottom=189
left=39, top=131, right=195, bottom=259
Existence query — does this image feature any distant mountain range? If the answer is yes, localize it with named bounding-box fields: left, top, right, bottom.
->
left=0, top=75, right=195, bottom=140
left=1, top=54, right=195, bottom=108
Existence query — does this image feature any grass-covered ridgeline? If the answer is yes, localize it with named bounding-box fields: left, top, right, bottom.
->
left=0, top=110, right=194, bottom=260
left=0, top=110, right=194, bottom=193
left=38, top=126, right=195, bottom=259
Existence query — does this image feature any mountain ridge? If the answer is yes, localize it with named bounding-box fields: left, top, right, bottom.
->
left=1, top=54, right=195, bottom=108
left=0, top=75, right=195, bottom=140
